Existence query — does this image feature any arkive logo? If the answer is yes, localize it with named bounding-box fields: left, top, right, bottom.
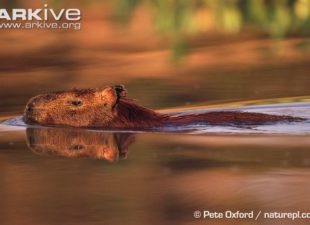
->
left=0, top=4, right=81, bottom=21
left=0, top=4, right=81, bottom=30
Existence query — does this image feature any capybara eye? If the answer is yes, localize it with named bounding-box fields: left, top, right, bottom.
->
left=68, top=100, right=82, bottom=106
left=70, top=144, right=84, bottom=151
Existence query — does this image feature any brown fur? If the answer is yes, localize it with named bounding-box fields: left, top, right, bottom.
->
left=23, top=85, right=303, bottom=129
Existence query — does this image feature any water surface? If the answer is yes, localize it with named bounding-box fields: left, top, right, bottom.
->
left=1, top=101, right=310, bottom=225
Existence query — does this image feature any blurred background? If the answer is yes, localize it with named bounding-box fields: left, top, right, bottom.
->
left=1, top=0, right=310, bottom=116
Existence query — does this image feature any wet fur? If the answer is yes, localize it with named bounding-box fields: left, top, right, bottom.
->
left=24, top=86, right=303, bottom=129
left=109, top=98, right=301, bottom=129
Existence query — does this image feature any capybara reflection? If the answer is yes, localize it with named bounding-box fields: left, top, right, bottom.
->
left=26, top=128, right=135, bottom=162
left=23, top=85, right=303, bottom=129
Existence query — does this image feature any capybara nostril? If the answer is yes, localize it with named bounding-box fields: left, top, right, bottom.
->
left=27, top=105, right=33, bottom=112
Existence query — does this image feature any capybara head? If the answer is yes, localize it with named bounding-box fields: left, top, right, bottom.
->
left=23, top=85, right=127, bottom=128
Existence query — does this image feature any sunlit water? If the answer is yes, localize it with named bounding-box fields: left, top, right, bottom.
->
left=0, top=101, right=310, bottom=225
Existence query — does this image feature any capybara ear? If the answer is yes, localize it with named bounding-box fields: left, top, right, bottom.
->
left=100, top=87, right=118, bottom=108
left=114, top=84, right=127, bottom=97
